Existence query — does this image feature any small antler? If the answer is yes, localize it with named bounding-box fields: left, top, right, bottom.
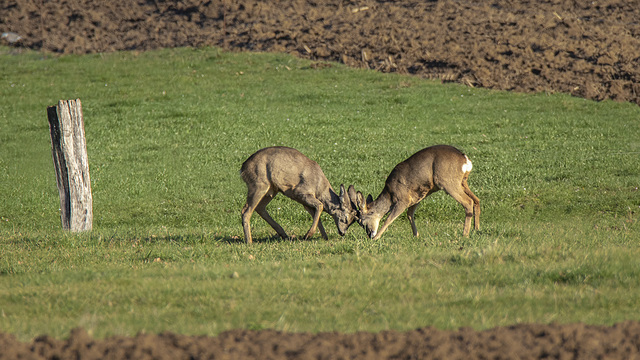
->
left=339, top=184, right=351, bottom=210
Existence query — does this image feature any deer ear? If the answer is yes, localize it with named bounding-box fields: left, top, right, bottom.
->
left=366, top=194, right=374, bottom=205
left=356, top=191, right=367, bottom=212
left=347, top=185, right=358, bottom=208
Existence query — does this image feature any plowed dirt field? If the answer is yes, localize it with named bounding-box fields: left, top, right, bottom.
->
left=3, top=323, right=640, bottom=360
left=3, top=0, right=640, bottom=104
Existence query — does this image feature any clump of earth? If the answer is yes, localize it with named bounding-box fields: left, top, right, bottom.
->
left=2, top=1, right=640, bottom=358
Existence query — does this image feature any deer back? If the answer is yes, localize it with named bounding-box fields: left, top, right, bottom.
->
left=384, top=145, right=470, bottom=198
left=240, top=146, right=331, bottom=199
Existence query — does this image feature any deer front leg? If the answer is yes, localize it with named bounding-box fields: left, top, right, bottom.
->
left=407, top=203, right=420, bottom=237
left=299, top=196, right=323, bottom=240
left=373, top=204, right=408, bottom=240
left=305, top=205, right=328, bottom=240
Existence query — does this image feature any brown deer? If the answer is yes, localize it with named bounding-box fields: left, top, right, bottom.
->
left=240, top=146, right=357, bottom=244
left=351, top=145, right=480, bottom=239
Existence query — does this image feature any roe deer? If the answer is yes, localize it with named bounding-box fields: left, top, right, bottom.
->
left=240, top=146, right=357, bottom=244
left=352, top=145, right=480, bottom=239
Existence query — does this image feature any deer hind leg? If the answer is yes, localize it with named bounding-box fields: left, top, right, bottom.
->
left=443, top=185, right=475, bottom=237
left=242, top=183, right=270, bottom=244
left=462, top=178, right=480, bottom=231
left=304, top=205, right=328, bottom=240
left=373, top=203, right=408, bottom=240
left=254, top=188, right=289, bottom=240
left=242, top=183, right=288, bottom=243
left=407, top=203, right=420, bottom=237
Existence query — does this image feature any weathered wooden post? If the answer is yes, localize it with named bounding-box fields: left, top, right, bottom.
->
left=47, top=99, right=93, bottom=231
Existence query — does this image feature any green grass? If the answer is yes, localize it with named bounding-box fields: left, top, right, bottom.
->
left=1, top=46, right=639, bottom=341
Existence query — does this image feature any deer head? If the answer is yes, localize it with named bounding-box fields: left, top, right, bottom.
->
left=349, top=186, right=380, bottom=239
left=332, top=184, right=358, bottom=236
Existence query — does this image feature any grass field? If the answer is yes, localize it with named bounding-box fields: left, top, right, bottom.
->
left=1, top=46, right=639, bottom=341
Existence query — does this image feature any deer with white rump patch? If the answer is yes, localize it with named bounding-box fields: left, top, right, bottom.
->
left=351, top=145, right=480, bottom=239
left=240, top=146, right=358, bottom=244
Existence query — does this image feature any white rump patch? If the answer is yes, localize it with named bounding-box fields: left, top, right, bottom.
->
left=462, top=155, right=473, bottom=173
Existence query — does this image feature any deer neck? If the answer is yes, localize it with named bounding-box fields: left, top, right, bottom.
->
left=369, top=191, right=393, bottom=218
left=320, top=188, right=342, bottom=216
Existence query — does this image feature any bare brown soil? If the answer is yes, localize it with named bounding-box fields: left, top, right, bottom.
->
left=2, top=322, right=640, bottom=360
left=2, top=0, right=640, bottom=105
left=3, top=1, right=640, bottom=358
